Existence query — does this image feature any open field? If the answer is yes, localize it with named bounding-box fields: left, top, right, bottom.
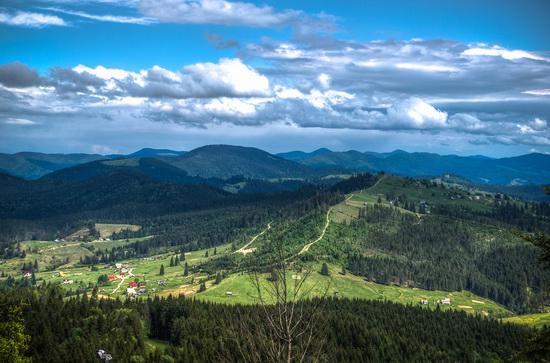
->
left=95, top=223, right=141, bottom=238
left=196, top=262, right=514, bottom=318
left=502, top=312, right=550, bottom=328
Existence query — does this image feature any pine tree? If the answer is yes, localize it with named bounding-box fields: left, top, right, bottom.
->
left=213, top=247, right=217, bottom=255
left=159, top=264, right=165, bottom=276
left=199, top=282, right=206, bottom=292
left=169, top=257, right=174, bottom=267
left=183, top=263, right=189, bottom=277
left=341, top=265, right=346, bottom=275
left=175, top=255, right=180, bottom=266
left=320, top=263, right=330, bottom=276
left=205, top=250, right=209, bottom=258
left=215, top=272, right=222, bottom=284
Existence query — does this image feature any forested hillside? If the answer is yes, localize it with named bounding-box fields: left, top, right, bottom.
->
left=0, top=286, right=531, bottom=362
left=1, top=172, right=550, bottom=361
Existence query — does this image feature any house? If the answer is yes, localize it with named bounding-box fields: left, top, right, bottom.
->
left=121, top=267, right=128, bottom=273
left=438, top=298, right=451, bottom=305
left=23, top=271, right=32, bottom=278
left=419, top=299, right=429, bottom=305
left=115, top=263, right=122, bottom=269
left=126, top=287, right=136, bottom=296
left=107, top=275, right=117, bottom=281
left=59, top=271, right=67, bottom=277
left=62, top=279, right=74, bottom=284
left=226, top=291, right=233, bottom=297
left=128, top=282, right=138, bottom=288
left=139, top=282, right=146, bottom=288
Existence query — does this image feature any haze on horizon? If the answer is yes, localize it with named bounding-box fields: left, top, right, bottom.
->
left=0, top=0, right=549, bottom=158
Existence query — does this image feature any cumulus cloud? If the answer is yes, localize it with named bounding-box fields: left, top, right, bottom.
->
left=387, top=97, right=448, bottom=129
left=0, top=11, right=67, bottom=27
left=0, top=62, right=42, bottom=88
left=2, top=34, right=549, bottom=154
left=70, top=59, right=271, bottom=99
left=137, top=0, right=300, bottom=27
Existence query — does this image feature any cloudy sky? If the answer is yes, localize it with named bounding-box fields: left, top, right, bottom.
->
left=0, top=0, right=549, bottom=157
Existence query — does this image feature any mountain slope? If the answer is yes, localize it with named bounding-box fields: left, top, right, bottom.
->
left=107, top=148, right=187, bottom=159
left=40, top=157, right=202, bottom=185
left=165, top=144, right=315, bottom=180
left=289, top=150, right=550, bottom=185
left=0, top=152, right=106, bottom=180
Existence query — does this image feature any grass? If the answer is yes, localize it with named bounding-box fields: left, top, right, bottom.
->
left=502, top=312, right=550, bottom=328
left=194, top=261, right=514, bottom=318
left=95, top=223, right=141, bottom=238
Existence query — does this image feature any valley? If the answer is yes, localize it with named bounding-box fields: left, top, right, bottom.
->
left=1, top=147, right=549, bottom=362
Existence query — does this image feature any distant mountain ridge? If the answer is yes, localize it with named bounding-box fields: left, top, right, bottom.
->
left=0, top=145, right=549, bottom=187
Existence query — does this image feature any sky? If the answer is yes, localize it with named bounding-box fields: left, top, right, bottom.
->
left=0, top=0, right=549, bottom=157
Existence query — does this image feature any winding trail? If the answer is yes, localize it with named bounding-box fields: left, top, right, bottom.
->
left=111, top=269, right=132, bottom=294
left=298, top=194, right=354, bottom=254
left=297, top=175, right=387, bottom=255
left=236, top=223, right=271, bottom=255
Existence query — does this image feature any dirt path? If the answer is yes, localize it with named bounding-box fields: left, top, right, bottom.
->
left=236, top=223, right=271, bottom=255
left=111, top=269, right=132, bottom=294
left=298, top=194, right=354, bottom=255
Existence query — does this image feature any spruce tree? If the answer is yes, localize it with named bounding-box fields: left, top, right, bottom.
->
left=159, top=264, right=165, bottom=276
left=183, top=263, right=189, bottom=277
left=320, top=263, right=330, bottom=276
left=170, top=257, right=174, bottom=267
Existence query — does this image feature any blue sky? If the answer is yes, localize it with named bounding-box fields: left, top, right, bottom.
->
left=0, top=0, right=549, bottom=157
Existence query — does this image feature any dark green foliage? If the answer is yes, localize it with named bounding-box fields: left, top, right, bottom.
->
left=346, top=204, right=550, bottom=313
left=1, top=286, right=148, bottom=362
left=147, top=294, right=529, bottom=363
left=320, top=262, right=330, bottom=276
left=159, top=264, right=165, bottom=276
left=198, top=282, right=206, bottom=292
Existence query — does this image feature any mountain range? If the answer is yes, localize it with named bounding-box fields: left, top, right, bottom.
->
left=1, top=145, right=549, bottom=188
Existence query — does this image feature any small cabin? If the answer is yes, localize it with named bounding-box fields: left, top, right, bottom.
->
left=419, top=299, right=429, bottom=305
left=226, top=292, right=233, bottom=297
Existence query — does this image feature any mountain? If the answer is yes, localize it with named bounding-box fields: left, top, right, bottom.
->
left=40, top=157, right=202, bottom=185
left=107, top=148, right=187, bottom=159
left=163, top=144, right=316, bottom=180
left=282, top=150, right=550, bottom=186
left=0, top=152, right=106, bottom=180
left=275, top=148, right=332, bottom=162
left=1, top=146, right=550, bottom=186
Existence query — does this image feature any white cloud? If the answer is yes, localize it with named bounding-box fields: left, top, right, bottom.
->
left=45, top=8, right=156, bottom=25
left=387, top=97, right=448, bottom=129
left=396, top=63, right=459, bottom=73
left=523, top=89, right=550, bottom=96
left=137, top=0, right=299, bottom=27
left=0, top=11, right=67, bottom=27
left=183, top=58, right=270, bottom=97
left=4, top=118, right=37, bottom=125
left=462, top=46, right=548, bottom=61
left=274, top=86, right=353, bottom=109
left=318, top=73, right=331, bottom=89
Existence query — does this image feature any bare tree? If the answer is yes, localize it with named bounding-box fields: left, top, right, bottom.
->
left=232, top=236, right=331, bottom=363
